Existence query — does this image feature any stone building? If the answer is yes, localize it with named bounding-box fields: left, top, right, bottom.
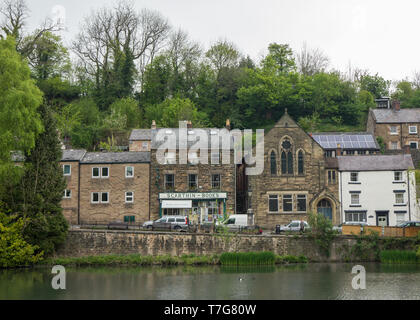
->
left=149, top=125, right=236, bottom=224
left=129, top=128, right=152, bottom=152
left=247, top=111, right=340, bottom=229
left=60, top=149, right=86, bottom=224
left=78, top=152, right=150, bottom=224
left=367, top=99, right=420, bottom=152
left=60, top=150, right=150, bottom=225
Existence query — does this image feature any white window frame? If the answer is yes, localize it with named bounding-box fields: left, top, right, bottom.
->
left=125, top=191, right=134, bottom=203
left=409, top=125, right=417, bottom=134
left=91, top=192, right=109, bottom=204
left=91, top=192, right=100, bottom=203
left=101, top=167, right=109, bottom=178
left=268, top=195, right=279, bottom=213
left=351, top=194, right=360, bottom=205
left=390, top=141, right=399, bottom=150
left=63, top=189, right=71, bottom=198
left=395, top=193, right=404, bottom=204
left=125, top=166, right=134, bottom=178
left=101, top=192, right=109, bottom=203
left=92, top=167, right=100, bottom=178
left=390, top=126, right=398, bottom=135
left=63, top=164, right=71, bottom=176
left=394, top=171, right=403, bottom=182
left=350, top=172, right=359, bottom=182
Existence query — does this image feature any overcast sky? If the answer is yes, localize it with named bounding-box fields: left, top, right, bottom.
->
left=25, top=0, right=420, bottom=82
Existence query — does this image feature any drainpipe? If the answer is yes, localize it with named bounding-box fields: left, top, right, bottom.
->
left=77, top=162, right=81, bottom=225
left=340, top=171, right=343, bottom=224
left=407, top=169, right=412, bottom=221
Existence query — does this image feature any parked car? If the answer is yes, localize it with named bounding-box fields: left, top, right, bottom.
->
left=216, top=214, right=249, bottom=232
left=142, top=216, right=189, bottom=231
left=277, top=220, right=310, bottom=233
left=396, top=221, right=420, bottom=227
left=333, top=221, right=369, bottom=233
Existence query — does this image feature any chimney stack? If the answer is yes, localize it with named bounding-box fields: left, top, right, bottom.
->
left=336, top=143, right=342, bottom=157
left=392, top=100, right=401, bottom=111
left=404, top=144, right=411, bottom=154
left=226, top=119, right=231, bottom=130
left=151, top=120, right=156, bottom=129
left=187, top=121, right=192, bottom=129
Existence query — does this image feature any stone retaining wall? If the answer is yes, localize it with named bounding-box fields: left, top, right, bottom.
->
left=54, top=229, right=414, bottom=262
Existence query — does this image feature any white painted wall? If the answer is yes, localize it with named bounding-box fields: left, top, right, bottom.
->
left=339, top=170, right=417, bottom=226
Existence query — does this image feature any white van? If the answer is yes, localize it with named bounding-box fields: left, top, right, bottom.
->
left=217, top=214, right=248, bottom=231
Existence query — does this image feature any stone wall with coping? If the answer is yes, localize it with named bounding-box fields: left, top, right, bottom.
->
left=54, top=229, right=410, bottom=262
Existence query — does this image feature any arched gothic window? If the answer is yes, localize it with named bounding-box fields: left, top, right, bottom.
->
left=298, top=150, right=304, bottom=174
left=270, top=151, right=276, bottom=175
left=281, top=151, right=287, bottom=174
left=287, top=152, right=293, bottom=174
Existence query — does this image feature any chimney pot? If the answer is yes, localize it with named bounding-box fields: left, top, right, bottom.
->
left=187, top=121, right=192, bottom=129
left=151, top=120, right=157, bottom=129
left=226, top=119, right=231, bottom=130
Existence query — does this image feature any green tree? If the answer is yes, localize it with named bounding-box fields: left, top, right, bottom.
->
left=0, top=212, right=44, bottom=268
left=109, top=97, right=141, bottom=129
left=359, top=73, right=390, bottom=99
left=0, top=36, right=43, bottom=168
left=145, top=97, right=205, bottom=128
left=16, top=104, right=68, bottom=255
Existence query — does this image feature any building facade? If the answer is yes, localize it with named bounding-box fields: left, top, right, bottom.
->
left=248, top=111, right=341, bottom=229
left=149, top=127, right=236, bottom=224
left=338, top=154, right=418, bottom=226
left=60, top=151, right=150, bottom=225
left=367, top=100, right=420, bottom=151
left=60, top=149, right=86, bottom=224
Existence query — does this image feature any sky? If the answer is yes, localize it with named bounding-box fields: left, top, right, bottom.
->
left=24, top=0, right=420, bottom=82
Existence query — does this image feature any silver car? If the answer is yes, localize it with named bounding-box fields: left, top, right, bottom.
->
left=142, top=215, right=189, bottom=231
left=279, top=220, right=310, bottom=232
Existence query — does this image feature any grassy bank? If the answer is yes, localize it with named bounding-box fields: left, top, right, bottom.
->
left=380, top=250, right=419, bottom=264
left=41, top=253, right=308, bottom=267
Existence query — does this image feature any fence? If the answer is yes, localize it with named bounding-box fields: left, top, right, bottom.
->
left=342, top=225, right=420, bottom=237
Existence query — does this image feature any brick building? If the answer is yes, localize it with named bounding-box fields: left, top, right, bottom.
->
left=247, top=111, right=341, bottom=229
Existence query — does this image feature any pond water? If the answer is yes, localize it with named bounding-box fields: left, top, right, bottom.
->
left=1, top=263, right=420, bottom=300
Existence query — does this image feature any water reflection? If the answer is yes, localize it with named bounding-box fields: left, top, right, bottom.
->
left=0, top=263, right=419, bottom=300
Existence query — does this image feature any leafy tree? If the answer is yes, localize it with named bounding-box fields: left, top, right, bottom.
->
left=145, top=97, right=206, bottom=128
left=0, top=212, right=44, bottom=268
left=205, top=40, right=240, bottom=75
left=359, top=73, right=390, bottom=99
left=109, top=97, right=141, bottom=129
left=262, top=43, right=296, bottom=74
left=0, top=36, right=43, bottom=167
left=15, top=104, right=68, bottom=255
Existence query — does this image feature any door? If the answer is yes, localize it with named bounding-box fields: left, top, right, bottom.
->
left=317, top=199, right=332, bottom=220
left=376, top=211, right=389, bottom=227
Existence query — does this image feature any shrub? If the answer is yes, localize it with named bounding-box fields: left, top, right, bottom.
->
left=0, top=213, right=44, bottom=268
left=307, top=212, right=335, bottom=257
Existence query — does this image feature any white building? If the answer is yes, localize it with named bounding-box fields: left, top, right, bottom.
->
left=337, top=154, right=418, bottom=226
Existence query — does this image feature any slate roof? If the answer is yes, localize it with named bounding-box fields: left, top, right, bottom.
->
left=371, top=108, right=420, bottom=123
left=61, top=149, right=87, bottom=161
left=80, top=152, right=150, bottom=164
left=337, top=154, right=414, bottom=171
left=312, top=132, right=379, bottom=150
left=129, top=129, right=152, bottom=141
left=150, top=128, right=236, bottom=150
